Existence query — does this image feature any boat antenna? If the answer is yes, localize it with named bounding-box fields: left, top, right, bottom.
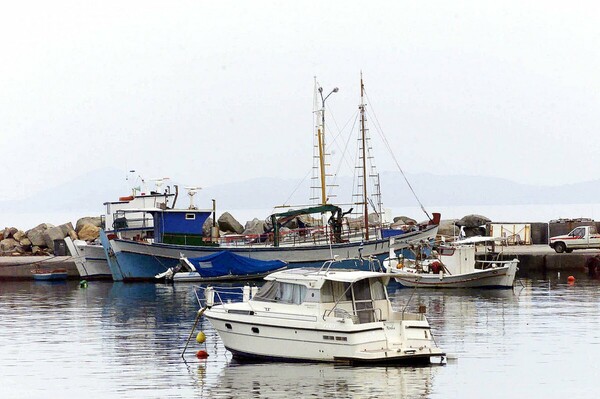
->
left=184, top=186, right=202, bottom=209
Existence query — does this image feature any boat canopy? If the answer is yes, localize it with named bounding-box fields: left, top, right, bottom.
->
left=269, top=204, right=345, bottom=247
left=264, top=268, right=390, bottom=287
left=184, top=251, right=287, bottom=278
left=452, top=236, right=506, bottom=245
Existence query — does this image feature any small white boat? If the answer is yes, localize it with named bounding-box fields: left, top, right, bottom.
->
left=197, top=259, right=446, bottom=365
left=32, top=268, right=68, bottom=281
left=384, top=237, right=519, bottom=289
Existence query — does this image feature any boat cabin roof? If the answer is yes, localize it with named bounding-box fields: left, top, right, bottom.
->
left=451, top=236, right=506, bottom=245
left=113, top=208, right=213, bottom=214
left=264, top=268, right=391, bottom=288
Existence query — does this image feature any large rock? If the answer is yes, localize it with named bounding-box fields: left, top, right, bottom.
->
left=58, top=222, right=75, bottom=237
left=202, top=217, right=213, bottom=237
left=43, top=226, right=68, bottom=250
left=393, top=216, right=417, bottom=225
left=3, top=227, right=18, bottom=239
left=0, top=238, right=19, bottom=253
left=13, top=230, right=26, bottom=242
left=456, top=214, right=491, bottom=228
left=242, top=218, right=266, bottom=236
left=217, top=212, right=244, bottom=234
left=78, top=224, right=100, bottom=241
left=76, top=217, right=103, bottom=233
left=19, top=237, right=32, bottom=247
left=26, top=223, right=55, bottom=247
left=438, top=219, right=460, bottom=238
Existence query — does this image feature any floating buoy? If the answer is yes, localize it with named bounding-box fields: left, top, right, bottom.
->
left=79, top=280, right=88, bottom=288
left=567, top=275, right=575, bottom=283
left=196, top=331, right=206, bottom=344
left=196, top=350, right=209, bottom=359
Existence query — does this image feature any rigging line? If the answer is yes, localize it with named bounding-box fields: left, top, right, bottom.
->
left=328, top=111, right=360, bottom=200
left=363, top=88, right=432, bottom=221
left=282, top=167, right=314, bottom=207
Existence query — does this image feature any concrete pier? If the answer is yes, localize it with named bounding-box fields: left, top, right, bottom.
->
left=0, top=256, right=78, bottom=280
left=499, top=245, right=598, bottom=272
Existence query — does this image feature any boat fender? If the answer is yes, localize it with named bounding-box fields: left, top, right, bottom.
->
left=243, top=285, right=251, bottom=302
left=196, top=331, right=206, bottom=344
left=205, top=286, right=215, bottom=307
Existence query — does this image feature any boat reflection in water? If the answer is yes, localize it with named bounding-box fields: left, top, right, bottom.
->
left=194, top=359, right=438, bottom=398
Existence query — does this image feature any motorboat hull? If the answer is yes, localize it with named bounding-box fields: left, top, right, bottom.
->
left=204, top=312, right=444, bottom=364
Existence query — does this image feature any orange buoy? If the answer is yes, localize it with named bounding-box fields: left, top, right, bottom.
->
left=567, top=275, right=575, bottom=283
left=196, top=350, right=209, bottom=359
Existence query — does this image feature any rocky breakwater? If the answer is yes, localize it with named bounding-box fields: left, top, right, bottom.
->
left=0, top=218, right=104, bottom=279
left=0, top=217, right=103, bottom=257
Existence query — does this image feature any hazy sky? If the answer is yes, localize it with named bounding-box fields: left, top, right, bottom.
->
left=2, top=1, right=599, bottom=201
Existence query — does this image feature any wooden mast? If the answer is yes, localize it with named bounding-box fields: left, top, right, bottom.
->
left=359, top=73, right=369, bottom=240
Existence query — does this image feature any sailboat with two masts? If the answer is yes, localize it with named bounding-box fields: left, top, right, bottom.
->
left=101, top=76, right=439, bottom=281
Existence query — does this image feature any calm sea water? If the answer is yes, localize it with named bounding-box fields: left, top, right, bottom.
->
left=1, top=273, right=599, bottom=398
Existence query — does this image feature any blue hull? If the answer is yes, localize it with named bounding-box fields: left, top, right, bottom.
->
left=33, top=273, right=68, bottom=281
left=102, top=225, right=438, bottom=282
left=113, top=250, right=389, bottom=282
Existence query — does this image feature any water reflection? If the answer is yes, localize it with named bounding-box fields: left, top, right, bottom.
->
left=2, top=276, right=600, bottom=398
left=196, top=360, right=439, bottom=399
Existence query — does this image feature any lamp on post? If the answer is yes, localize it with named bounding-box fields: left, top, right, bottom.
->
left=316, top=85, right=339, bottom=205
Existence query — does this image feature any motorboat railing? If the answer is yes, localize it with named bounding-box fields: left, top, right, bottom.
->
left=194, top=285, right=254, bottom=308
left=474, top=259, right=518, bottom=270
left=317, top=256, right=385, bottom=273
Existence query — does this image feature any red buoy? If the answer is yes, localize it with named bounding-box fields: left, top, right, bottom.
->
left=196, top=350, right=209, bottom=359
left=567, top=275, right=575, bottom=283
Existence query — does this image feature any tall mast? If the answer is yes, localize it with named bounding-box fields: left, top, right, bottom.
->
left=317, top=121, right=327, bottom=205
left=359, top=73, right=369, bottom=240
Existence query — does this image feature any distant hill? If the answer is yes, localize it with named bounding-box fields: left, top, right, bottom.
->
left=0, top=167, right=598, bottom=228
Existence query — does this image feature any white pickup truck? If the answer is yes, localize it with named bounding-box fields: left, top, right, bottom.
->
left=549, top=225, right=600, bottom=253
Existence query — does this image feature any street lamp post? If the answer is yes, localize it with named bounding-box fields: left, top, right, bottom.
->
left=317, top=86, right=339, bottom=205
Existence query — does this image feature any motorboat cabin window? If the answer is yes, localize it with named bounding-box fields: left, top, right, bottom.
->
left=370, top=279, right=386, bottom=301
left=353, top=279, right=377, bottom=323
left=320, top=281, right=352, bottom=303
left=185, top=213, right=196, bottom=220
left=253, top=281, right=307, bottom=304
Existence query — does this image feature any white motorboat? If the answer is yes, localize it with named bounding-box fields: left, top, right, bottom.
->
left=384, top=237, right=519, bottom=289
left=196, top=259, right=446, bottom=365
